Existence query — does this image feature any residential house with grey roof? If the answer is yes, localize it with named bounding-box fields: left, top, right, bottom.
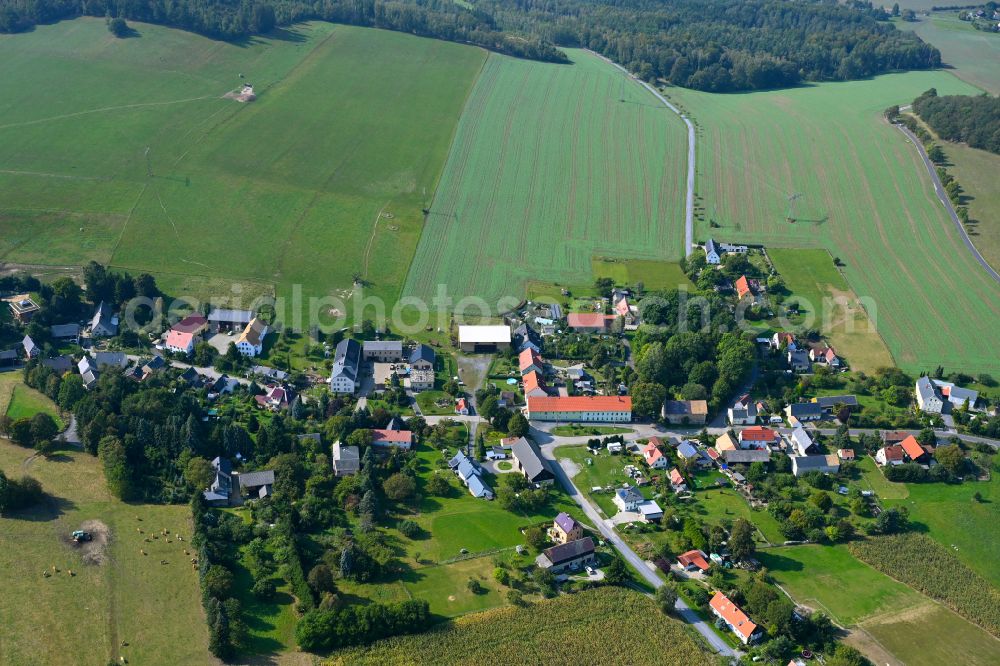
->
left=510, top=437, right=554, bottom=485
left=332, top=443, right=360, bottom=477
left=90, top=301, right=118, bottom=337
left=329, top=338, right=361, bottom=394
left=363, top=340, right=403, bottom=362
left=536, top=537, right=596, bottom=574
left=238, top=469, right=275, bottom=500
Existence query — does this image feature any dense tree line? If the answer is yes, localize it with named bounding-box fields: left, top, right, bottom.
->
left=913, top=88, right=1000, bottom=155
left=477, top=0, right=940, bottom=91
left=0, top=0, right=940, bottom=91
left=0, top=0, right=566, bottom=62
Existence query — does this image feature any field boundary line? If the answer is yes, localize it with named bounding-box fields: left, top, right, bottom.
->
left=109, top=183, right=148, bottom=266
left=362, top=202, right=392, bottom=279
left=893, top=121, right=1000, bottom=286
left=584, top=49, right=695, bottom=257
left=0, top=96, right=218, bottom=131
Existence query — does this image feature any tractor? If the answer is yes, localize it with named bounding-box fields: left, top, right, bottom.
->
left=71, top=530, right=92, bottom=543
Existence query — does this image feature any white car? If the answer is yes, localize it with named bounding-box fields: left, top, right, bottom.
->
left=585, top=566, right=596, bottom=576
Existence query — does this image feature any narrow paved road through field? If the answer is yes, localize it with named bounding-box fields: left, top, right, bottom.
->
left=588, top=51, right=696, bottom=257
left=895, top=123, right=1000, bottom=284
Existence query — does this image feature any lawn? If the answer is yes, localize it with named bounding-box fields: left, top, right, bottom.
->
left=766, top=248, right=894, bottom=372
left=0, top=438, right=207, bottom=666
left=591, top=258, right=695, bottom=291
left=5, top=384, right=65, bottom=429
left=556, top=445, right=635, bottom=517
left=668, top=71, right=1000, bottom=376
left=885, top=474, right=1000, bottom=588
left=550, top=424, right=634, bottom=437
left=403, top=48, right=688, bottom=311
left=329, top=587, right=713, bottom=665
left=415, top=390, right=456, bottom=416
left=0, top=18, right=485, bottom=312
left=759, top=544, right=925, bottom=625
left=685, top=479, right=786, bottom=545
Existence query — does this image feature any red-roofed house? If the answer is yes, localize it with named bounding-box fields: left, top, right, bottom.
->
left=677, top=549, right=711, bottom=572
left=522, top=370, right=548, bottom=399
left=900, top=435, right=932, bottom=463
left=669, top=467, right=686, bottom=491
left=837, top=448, right=856, bottom=460
left=526, top=395, right=632, bottom=422
left=771, top=332, right=797, bottom=351
left=642, top=442, right=669, bottom=469
left=371, top=428, right=414, bottom=450
left=706, top=447, right=721, bottom=462
left=519, top=348, right=544, bottom=376
left=875, top=444, right=905, bottom=466
left=567, top=312, right=611, bottom=333
left=172, top=314, right=208, bottom=335
left=735, top=276, right=760, bottom=301
left=165, top=329, right=195, bottom=355
left=738, top=426, right=778, bottom=448
left=709, top=591, right=761, bottom=644
left=614, top=296, right=637, bottom=327
left=254, top=385, right=293, bottom=411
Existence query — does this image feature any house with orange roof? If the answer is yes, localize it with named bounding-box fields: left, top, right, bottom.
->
left=709, top=591, right=762, bottom=644
left=522, top=370, right=548, bottom=398
left=235, top=317, right=268, bottom=357
left=738, top=426, right=778, bottom=448
left=837, top=448, right=856, bottom=460
left=677, top=549, right=711, bottom=572
left=668, top=467, right=686, bottom=491
left=526, top=395, right=632, bottom=422
left=642, top=441, right=669, bottom=469
left=715, top=432, right=738, bottom=454
left=566, top=312, right=611, bottom=333
left=519, top=348, right=544, bottom=376
left=900, top=435, right=933, bottom=463
left=735, top=275, right=761, bottom=302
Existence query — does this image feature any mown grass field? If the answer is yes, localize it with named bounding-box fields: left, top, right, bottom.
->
left=761, top=544, right=1000, bottom=666
left=668, top=71, right=1000, bottom=376
left=766, top=248, right=894, bottom=372
left=885, top=474, right=1000, bottom=588
left=326, top=587, right=712, bottom=665
left=404, top=49, right=688, bottom=309
left=5, top=384, right=65, bottom=428
left=0, top=19, right=485, bottom=309
left=0, top=387, right=206, bottom=665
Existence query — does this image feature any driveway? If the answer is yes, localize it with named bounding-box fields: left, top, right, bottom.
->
left=205, top=332, right=235, bottom=354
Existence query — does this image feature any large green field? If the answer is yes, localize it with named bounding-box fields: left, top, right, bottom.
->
left=0, top=19, right=485, bottom=309
left=0, top=387, right=207, bottom=665
left=403, top=49, right=688, bottom=310
left=899, top=14, right=1000, bottom=95
left=668, top=72, right=1000, bottom=376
